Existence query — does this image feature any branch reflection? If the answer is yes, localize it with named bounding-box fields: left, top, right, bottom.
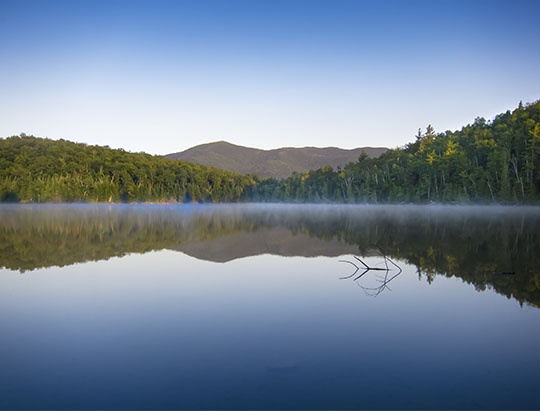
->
left=340, top=252, right=403, bottom=297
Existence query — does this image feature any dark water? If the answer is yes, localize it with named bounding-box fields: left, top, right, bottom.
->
left=1, top=204, right=539, bottom=410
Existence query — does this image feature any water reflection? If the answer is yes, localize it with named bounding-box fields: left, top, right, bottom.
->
left=339, top=254, right=403, bottom=297
left=1, top=204, right=539, bottom=307
left=1, top=204, right=540, bottom=409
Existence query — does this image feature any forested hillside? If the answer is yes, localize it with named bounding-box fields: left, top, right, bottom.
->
left=250, top=100, right=540, bottom=203
left=0, top=136, right=256, bottom=203
left=1, top=100, right=539, bottom=204
left=165, top=140, right=387, bottom=179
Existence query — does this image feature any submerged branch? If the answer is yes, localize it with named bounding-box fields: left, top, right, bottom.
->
left=339, top=250, right=403, bottom=297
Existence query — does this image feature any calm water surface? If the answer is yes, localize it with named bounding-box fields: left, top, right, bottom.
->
left=1, top=204, right=539, bottom=409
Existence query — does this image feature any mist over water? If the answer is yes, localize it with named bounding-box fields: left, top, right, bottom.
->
left=1, top=203, right=539, bottom=306
left=1, top=204, right=539, bottom=409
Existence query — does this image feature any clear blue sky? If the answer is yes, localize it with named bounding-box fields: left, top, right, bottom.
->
left=1, top=0, right=539, bottom=154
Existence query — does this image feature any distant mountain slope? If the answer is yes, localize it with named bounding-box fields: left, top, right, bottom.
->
left=165, top=141, right=387, bottom=179
left=172, top=227, right=361, bottom=262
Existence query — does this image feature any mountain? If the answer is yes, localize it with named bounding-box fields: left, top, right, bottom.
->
left=164, top=141, right=387, bottom=179
left=172, top=227, right=361, bottom=263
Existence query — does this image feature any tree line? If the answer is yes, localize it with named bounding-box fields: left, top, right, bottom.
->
left=0, top=136, right=256, bottom=203
left=1, top=100, right=539, bottom=203
left=250, top=100, right=540, bottom=203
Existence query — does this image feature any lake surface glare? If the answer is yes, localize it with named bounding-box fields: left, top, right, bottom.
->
left=0, top=204, right=539, bottom=409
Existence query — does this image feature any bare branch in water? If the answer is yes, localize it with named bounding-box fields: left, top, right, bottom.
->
left=353, top=268, right=370, bottom=281
left=353, top=256, right=370, bottom=270
left=340, top=250, right=403, bottom=297
left=353, top=256, right=387, bottom=271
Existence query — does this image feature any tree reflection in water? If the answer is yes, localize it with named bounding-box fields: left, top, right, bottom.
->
left=1, top=204, right=539, bottom=307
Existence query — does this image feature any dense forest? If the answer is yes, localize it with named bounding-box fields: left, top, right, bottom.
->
left=250, top=100, right=540, bottom=203
left=1, top=100, right=539, bottom=203
left=0, top=136, right=256, bottom=203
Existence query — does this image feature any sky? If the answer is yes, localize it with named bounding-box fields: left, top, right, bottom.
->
left=1, top=0, right=539, bottom=155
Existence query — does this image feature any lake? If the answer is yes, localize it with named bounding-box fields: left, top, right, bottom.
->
left=1, top=204, right=539, bottom=409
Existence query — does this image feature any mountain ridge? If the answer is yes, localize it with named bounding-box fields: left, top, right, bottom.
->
left=164, top=141, right=387, bottom=179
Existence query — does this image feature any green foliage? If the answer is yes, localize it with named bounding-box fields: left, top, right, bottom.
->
left=0, top=136, right=256, bottom=203
left=2, top=100, right=539, bottom=204
left=250, top=101, right=540, bottom=203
